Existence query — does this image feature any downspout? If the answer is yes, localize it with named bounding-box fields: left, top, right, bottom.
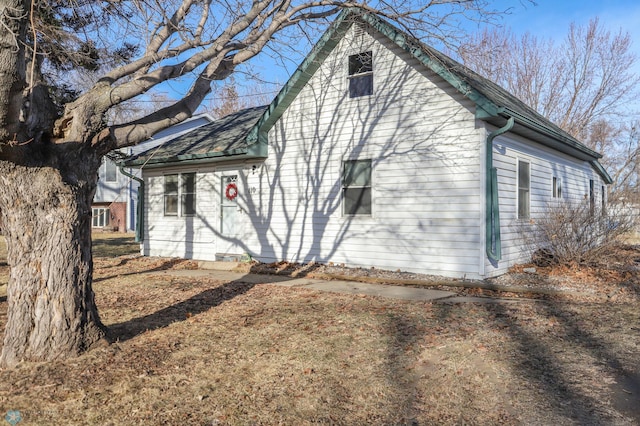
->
left=119, top=165, right=144, bottom=243
left=486, top=116, right=514, bottom=261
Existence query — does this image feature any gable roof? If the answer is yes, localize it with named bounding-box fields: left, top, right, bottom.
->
left=125, top=8, right=611, bottom=183
left=124, top=106, right=267, bottom=167
left=248, top=8, right=611, bottom=183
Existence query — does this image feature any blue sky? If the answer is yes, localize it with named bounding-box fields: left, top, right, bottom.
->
left=201, top=1, right=640, bottom=108
left=491, top=0, right=640, bottom=40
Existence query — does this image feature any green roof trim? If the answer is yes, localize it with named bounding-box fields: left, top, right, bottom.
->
left=590, top=160, right=613, bottom=185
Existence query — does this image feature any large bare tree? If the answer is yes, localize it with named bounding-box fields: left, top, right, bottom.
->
left=458, top=19, right=639, bottom=141
left=457, top=19, right=640, bottom=194
left=0, top=0, right=514, bottom=367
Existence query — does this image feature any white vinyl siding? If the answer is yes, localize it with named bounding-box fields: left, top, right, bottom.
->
left=139, top=23, right=609, bottom=280
left=247, top=25, right=485, bottom=278
left=488, top=130, right=607, bottom=276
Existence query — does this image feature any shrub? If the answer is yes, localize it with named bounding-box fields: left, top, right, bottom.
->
left=521, top=199, right=637, bottom=267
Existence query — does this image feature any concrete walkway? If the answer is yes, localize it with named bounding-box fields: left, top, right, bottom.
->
left=152, top=265, right=524, bottom=304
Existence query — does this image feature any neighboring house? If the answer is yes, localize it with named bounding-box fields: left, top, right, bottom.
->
left=123, top=9, right=611, bottom=279
left=92, top=114, right=214, bottom=233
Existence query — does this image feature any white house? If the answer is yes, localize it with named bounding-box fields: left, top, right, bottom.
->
left=123, top=9, right=611, bottom=278
left=93, top=114, right=213, bottom=233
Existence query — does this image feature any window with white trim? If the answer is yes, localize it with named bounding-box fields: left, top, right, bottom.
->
left=518, top=160, right=530, bottom=219
left=92, top=208, right=110, bottom=228
left=164, top=173, right=196, bottom=216
left=589, top=179, right=595, bottom=215
left=552, top=176, right=562, bottom=198
left=343, top=159, right=372, bottom=216
left=348, top=51, right=373, bottom=98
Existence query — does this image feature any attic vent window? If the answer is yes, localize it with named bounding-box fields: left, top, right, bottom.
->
left=353, top=23, right=366, bottom=37
left=348, top=51, right=373, bottom=98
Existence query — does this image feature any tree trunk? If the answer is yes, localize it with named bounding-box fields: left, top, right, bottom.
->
left=0, top=148, right=106, bottom=367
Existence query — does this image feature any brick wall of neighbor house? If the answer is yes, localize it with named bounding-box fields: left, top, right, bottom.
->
left=109, top=202, right=127, bottom=232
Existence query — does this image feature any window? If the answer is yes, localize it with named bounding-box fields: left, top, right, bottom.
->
left=104, top=158, right=117, bottom=182
left=601, top=185, right=606, bottom=216
left=164, top=173, right=196, bottom=216
left=92, top=208, right=110, bottom=228
left=589, top=179, right=595, bottom=216
left=343, top=160, right=372, bottom=216
left=552, top=176, right=562, bottom=198
left=518, top=160, right=530, bottom=219
left=181, top=173, right=196, bottom=215
left=348, top=51, right=373, bottom=98
left=164, top=175, right=179, bottom=216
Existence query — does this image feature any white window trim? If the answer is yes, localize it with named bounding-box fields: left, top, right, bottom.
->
left=517, top=159, right=530, bottom=220
left=104, top=158, right=118, bottom=183
left=342, top=159, right=373, bottom=218
left=552, top=176, right=562, bottom=199
left=347, top=51, right=373, bottom=98
left=164, top=173, right=196, bottom=217
left=92, top=207, right=110, bottom=228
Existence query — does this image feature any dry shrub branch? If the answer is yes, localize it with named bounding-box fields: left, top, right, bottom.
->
left=522, top=199, right=637, bottom=267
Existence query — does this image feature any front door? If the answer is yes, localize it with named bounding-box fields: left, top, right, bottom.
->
left=219, top=174, right=241, bottom=254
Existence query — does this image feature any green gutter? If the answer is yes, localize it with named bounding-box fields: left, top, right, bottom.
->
left=486, top=117, right=514, bottom=262
left=119, top=165, right=144, bottom=243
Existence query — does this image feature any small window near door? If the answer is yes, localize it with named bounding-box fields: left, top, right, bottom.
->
left=343, top=159, right=372, bottom=216
left=348, top=51, right=373, bottom=98
left=181, top=173, right=196, bottom=216
left=518, top=160, right=530, bottom=219
left=164, top=174, right=179, bottom=216
left=164, top=173, right=197, bottom=216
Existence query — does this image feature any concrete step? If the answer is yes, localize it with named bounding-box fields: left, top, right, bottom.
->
left=197, top=260, right=242, bottom=271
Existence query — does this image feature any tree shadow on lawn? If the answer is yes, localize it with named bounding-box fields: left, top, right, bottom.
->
left=94, top=258, right=192, bottom=283
left=107, top=278, right=256, bottom=343
left=484, top=298, right=640, bottom=424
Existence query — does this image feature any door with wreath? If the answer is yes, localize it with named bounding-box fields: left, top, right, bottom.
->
left=218, top=173, right=245, bottom=256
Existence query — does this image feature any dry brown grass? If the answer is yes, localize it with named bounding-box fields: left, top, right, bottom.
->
left=0, top=236, right=639, bottom=425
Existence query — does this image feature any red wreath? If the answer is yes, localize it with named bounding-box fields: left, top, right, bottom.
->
left=225, top=182, right=238, bottom=201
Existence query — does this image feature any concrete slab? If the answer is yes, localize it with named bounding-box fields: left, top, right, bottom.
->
left=151, top=269, right=279, bottom=283
left=147, top=269, right=527, bottom=303
left=271, top=279, right=456, bottom=302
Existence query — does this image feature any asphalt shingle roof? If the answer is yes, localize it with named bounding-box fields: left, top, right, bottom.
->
left=124, top=105, right=267, bottom=167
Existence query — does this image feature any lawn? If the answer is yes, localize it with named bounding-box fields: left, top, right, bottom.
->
left=0, top=234, right=639, bottom=424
